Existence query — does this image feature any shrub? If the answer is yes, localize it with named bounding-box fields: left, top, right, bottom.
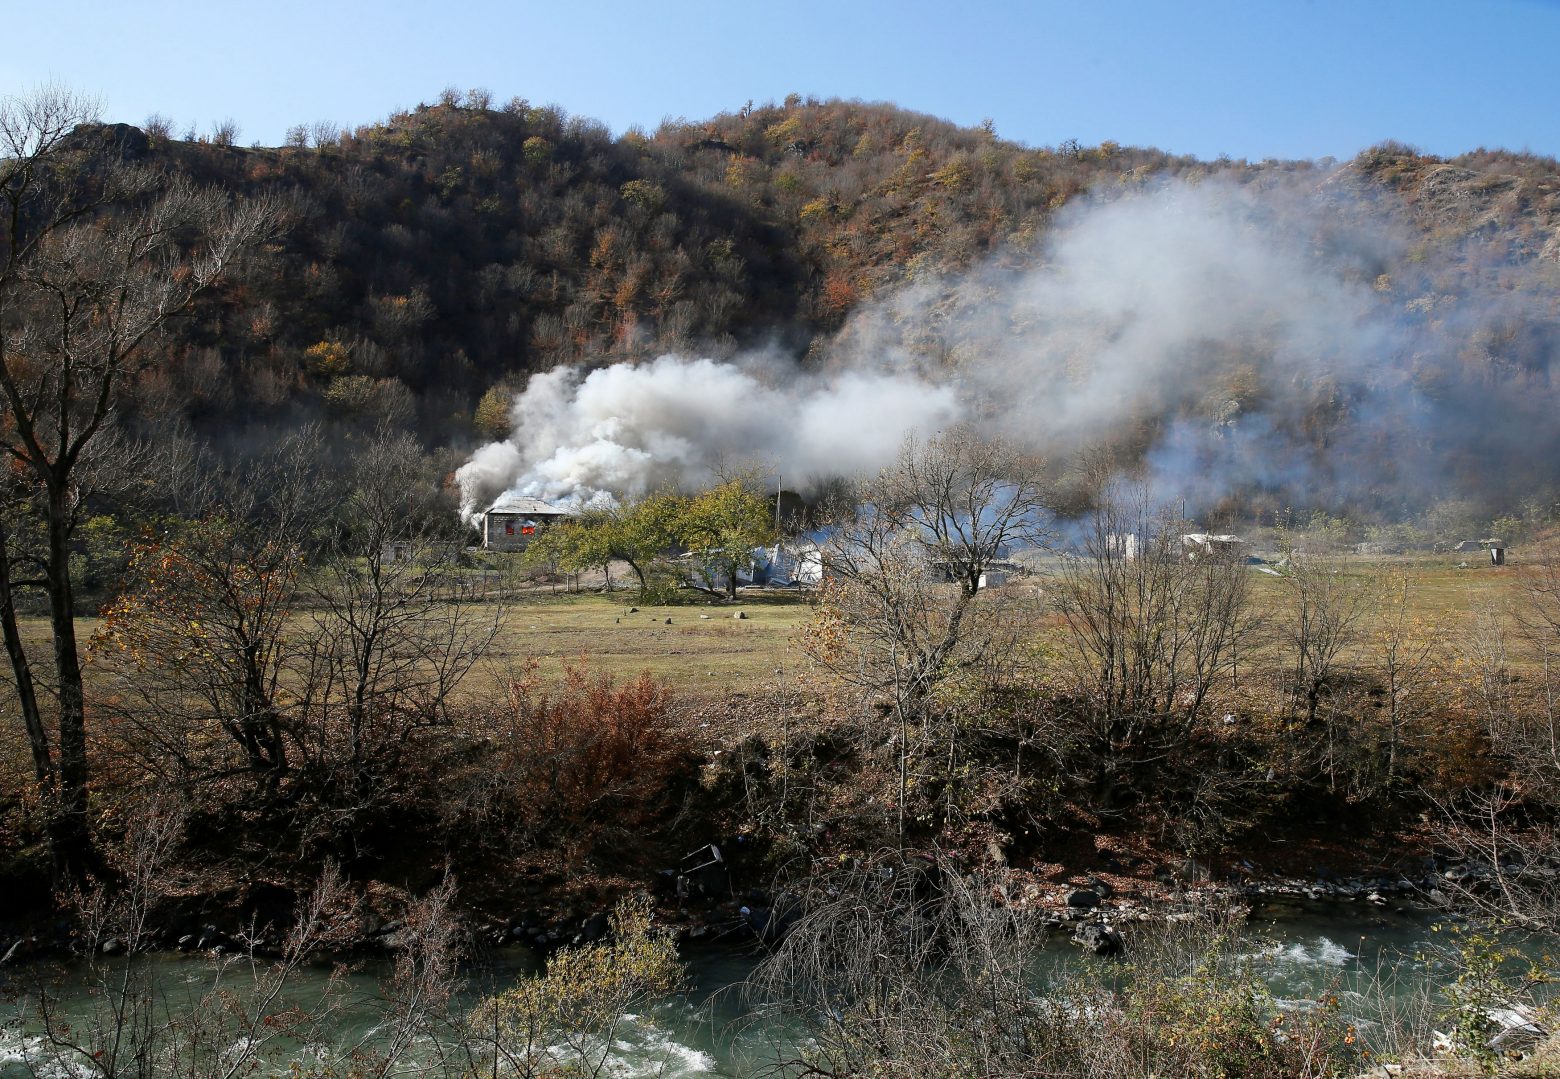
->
left=482, top=665, right=692, bottom=862
left=479, top=895, right=685, bottom=1073
left=1121, top=957, right=1357, bottom=1078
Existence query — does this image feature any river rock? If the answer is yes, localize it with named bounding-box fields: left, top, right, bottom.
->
left=580, top=912, right=610, bottom=942
left=1072, top=922, right=1124, bottom=956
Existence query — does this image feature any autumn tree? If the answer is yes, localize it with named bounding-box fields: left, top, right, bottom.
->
left=607, top=491, right=684, bottom=599
left=477, top=895, right=685, bottom=1077
left=472, top=383, right=513, bottom=439
left=677, top=475, right=777, bottom=599
left=523, top=508, right=618, bottom=591
left=0, top=87, right=285, bottom=876
left=521, top=492, right=683, bottom=599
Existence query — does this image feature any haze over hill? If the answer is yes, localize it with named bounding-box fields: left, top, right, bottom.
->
left=69, top=93, right=1560, bottom=526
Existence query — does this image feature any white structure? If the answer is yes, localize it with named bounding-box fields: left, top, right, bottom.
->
left=1106, top=533, right=1141, bottom=560
left=978, top=568, right=1009, bottom=589
left=761, top=542, right=823, bottom=586
left=1180, top=533, right=1246, bottom=561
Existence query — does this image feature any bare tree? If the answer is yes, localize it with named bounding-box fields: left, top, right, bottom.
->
left=1368, top=563, right=1443, bottom=787
left=1270, top=548, right=1374, bottom=803
left=291, top=430, right=499, bottom=839
left=0, top=86, right=286, bottom=876
left=804, top=428, right=1048, bottom=837
left=94, top=430, right=331, bottom=786
left=812, top=428, right=1047, bottom=707
left=1052, top=482, right=1256, bottom=808
left=14, top=804, right=372, bottom=1079
left=745, top=855, right=1051, bottom=1079
left=1281, top=552, right=1368, bottom=731
left=1437, top=547, right=1560, bottom=929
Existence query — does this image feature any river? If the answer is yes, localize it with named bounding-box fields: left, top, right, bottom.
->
left=0, top=898, right=1532, bottom=1077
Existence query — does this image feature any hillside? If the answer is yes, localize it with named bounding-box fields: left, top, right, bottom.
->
left=62, top=93, right=1560, bottom=523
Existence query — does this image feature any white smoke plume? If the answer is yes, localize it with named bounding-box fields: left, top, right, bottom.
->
left=455, top=354, right=958, bottom=517
left=460, top=171, right=1559, bottom=520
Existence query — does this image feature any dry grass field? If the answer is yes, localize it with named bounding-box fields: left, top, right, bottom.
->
left=3, top=589, right=814, bottom=702
left=465, top=589, right=814, bottom=694
left=451, top=552, right=1544, bottom=699
left=0, top=550, right=1545, bottom=709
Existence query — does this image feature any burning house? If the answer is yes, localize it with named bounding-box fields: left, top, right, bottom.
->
left=479, top=495, right=573, bottom=551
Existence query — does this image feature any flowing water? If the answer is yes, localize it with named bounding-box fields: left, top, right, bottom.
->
left=0, top=899, right=1536, bottom=1077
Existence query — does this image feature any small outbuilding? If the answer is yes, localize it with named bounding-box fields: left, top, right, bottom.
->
left=753, top=542, right=824, bottom=587
left=481, top=495, right=573, bottom=551
left=1180, top=533, right=1247, bottom=561
left=1106, top=534, right=1141, bottom=561
left=929, top=558, right=1024, bottom=589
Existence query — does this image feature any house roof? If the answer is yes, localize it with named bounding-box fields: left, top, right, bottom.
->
left=486, top=495, right=572, bottom=516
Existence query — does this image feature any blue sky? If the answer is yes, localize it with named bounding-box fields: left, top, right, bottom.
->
left=8, top=0, right=1559, bottom=160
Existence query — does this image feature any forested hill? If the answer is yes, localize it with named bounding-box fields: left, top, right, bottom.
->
left=77, top=94, right=1560, bottom=487
left=102, top=95, right=1187, bottom=445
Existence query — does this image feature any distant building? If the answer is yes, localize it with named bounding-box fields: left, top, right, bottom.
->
left=1180, top=533, right=1246, bottom=561
left=380, top=540, right=417, bottom=564
left=978, top=567, right=1010, bottom=589
left=752, top=542, right=824, bottom=587
left=1106, top=534, right=1141, bottom=561
left=929, top=558, right=1024, bottom=589
left=480, top=495, right=573, bottom=551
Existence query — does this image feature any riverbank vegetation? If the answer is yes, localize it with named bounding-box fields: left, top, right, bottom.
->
left=6, top=428, right=1560, bottom=1073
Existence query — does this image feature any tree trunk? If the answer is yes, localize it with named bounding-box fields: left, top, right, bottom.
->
left=45, top=485, right=95, bottom=880
left=0, top=515, right=53, bottom=803
left=625, top=558, right=648, bottom=601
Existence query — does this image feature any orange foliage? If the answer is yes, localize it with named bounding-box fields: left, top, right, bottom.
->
left=819, top=271, right=858, bottom=316
left=482, top=663, right=691, bottom=860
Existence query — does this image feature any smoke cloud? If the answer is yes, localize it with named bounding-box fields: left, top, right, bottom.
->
left=455, top=354, right=958, bottom=516
left=460, top=170, right=1560, bottom=521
